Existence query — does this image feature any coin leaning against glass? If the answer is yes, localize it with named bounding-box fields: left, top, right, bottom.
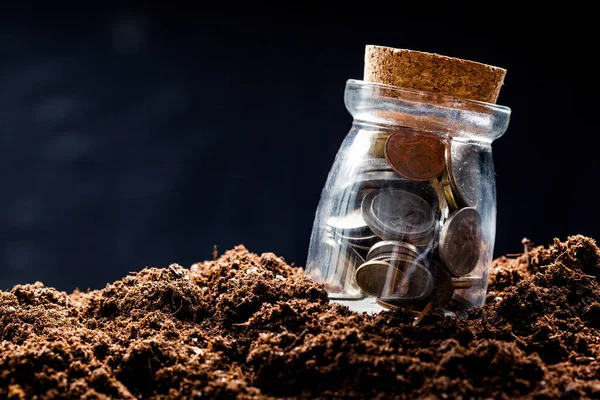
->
left=439, top=169, right=459, bottom=211
left=446, top=141, right=482, bottom=208
left=451, top=276, right=485, bottom=289
left=350, top=131, right=392, bottom=159
left=378, top=261, right=456, bottom=309
left=384, top=129, right=446, bottom=181
left=366, top=132, right=392, bottom=158
left=439, top=207, right=482, bottom=277
left=361, top=188, right=436, bottom=245
left=366, top=240, right=420, bottom=261
left=354, top=256, right=434, bottom=301
left=326, top=209, right=373, bottom=241
left=355, top=157, right=395, bottom=173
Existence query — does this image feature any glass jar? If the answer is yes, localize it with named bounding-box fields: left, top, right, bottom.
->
left=306, top=79, right=511, bottom=314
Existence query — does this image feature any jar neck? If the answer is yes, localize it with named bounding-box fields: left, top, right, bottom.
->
left=344, top=79, right=511, bottom=143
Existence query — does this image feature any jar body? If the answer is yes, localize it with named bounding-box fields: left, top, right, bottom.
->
left=305, top=80, right=510, bottom=314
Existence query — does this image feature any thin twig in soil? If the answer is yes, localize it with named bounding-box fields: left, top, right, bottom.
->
left=556, top=250, right=570, bottom=263
left=541, top=262, right=595, bottom=279
left=170, top=301, right=184, bottom=316
left=413, top=302, right=433, bottom=327
left=286, top=329, right=308, bottom=351
left=170, top=292, right=184, bottom=316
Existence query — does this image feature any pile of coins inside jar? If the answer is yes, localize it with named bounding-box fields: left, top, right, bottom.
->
left=324, top=127, right=484, bottom=311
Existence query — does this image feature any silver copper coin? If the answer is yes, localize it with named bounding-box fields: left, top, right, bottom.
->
left=377, top=261, right=455, bottom=309
left=326, top=210, right=379, bottom=257
left=446, top=141, right=482, bottom=208
left=343, top=174, right=438, bottom=216
left=355, top=256, right=434, bottom=301
left=361, top=188, right=435, bottom=245
left=337, top=230, right=379, bottom=249
left=326, top=210, right=372, bottom=240
left=366, top=240, right=420, bottom=261
left=439, top=207, right=482, bottom=277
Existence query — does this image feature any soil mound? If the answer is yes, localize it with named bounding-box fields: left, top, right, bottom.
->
left=1, top=236, right=599, bottom=399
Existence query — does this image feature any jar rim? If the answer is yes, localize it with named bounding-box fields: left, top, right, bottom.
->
left=347, top=79, right=511, bottom=114
left=344, top=79, right=511, bottom=142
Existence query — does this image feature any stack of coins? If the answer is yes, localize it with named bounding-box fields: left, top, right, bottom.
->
left=325, top=127, right=484, bottom=310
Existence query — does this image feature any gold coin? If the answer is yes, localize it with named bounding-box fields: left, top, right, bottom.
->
left=366, top=132, right=392, bottom=158
left=440, top=170, right=459, bottom=211
left=451, top=276, right=484, bottom=289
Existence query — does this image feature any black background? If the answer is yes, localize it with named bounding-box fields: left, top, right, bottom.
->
left=0, top=8, right=596, bottom=291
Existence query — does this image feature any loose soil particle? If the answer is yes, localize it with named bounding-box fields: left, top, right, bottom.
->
left=1, top=235, right=600, bottom=399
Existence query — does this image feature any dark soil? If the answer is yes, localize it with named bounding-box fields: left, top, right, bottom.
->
left=1, top=235, right=600, bottom=399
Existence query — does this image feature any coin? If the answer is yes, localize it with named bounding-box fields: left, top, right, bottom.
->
left=451, top=276, right=484, bottom=289
left=439, top=207, right=482, bottom=276
left=366, top=240, right=420, bottom=261
left=431, top=177, right=449, bottom=219
left=361, top=188, right=435, bottom=245
left=355, top=257, right=434, bottom=301
left=440, top=170, right=459, bottom=211
left=356, top=157, right=393, bottom=172
left=375, top=298, right=421, bottom=314
left=446, top=141, right=482, bottom=208
left=384, top=128, right=446, bottom=181
left=343, top=174, right=438, bottom=216
left=367, top=133, right=392, bottom=158
left=354, top=259, right=400, bottom=297
left=327, top=210, right=379, bottom=258
left=376, top=261, right=454, bottom=309
left=351, top=131, right=391, bottom=159
left=326, top=210, right=372, bottom=241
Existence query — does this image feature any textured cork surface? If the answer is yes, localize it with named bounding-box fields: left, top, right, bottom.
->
left=364, top=45, right=506, bottom=104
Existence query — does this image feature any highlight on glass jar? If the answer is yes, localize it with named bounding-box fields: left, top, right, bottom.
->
left=306, top=45, right=511, bottom=315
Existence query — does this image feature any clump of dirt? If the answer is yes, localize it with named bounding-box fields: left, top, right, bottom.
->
left=1, top=235, right=600, bottom=399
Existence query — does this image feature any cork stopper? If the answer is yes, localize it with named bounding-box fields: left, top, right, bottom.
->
left=364, top=45, right=506, bottom=104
